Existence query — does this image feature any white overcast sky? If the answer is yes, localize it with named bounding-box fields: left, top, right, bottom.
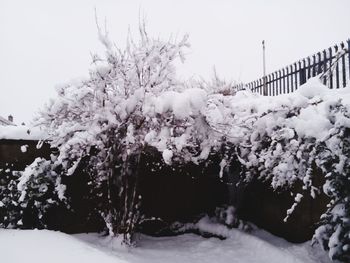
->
left=1, top=0, right=350, bottom=123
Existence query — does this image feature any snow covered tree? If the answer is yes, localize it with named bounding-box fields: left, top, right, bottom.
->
left=32, top=25, right=222, bottom=243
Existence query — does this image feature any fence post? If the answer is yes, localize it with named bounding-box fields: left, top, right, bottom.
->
left=294, top=63, right=298, bottom=91
left=300, top=60, right=306, bottom=85
left=340, top=42, right=346, bottom=88
left=322, top=49, right=328, bottom=85
left=348, top=39, right=350, bottom=87
left=307, top=56, right=311, bottom=79
left=282, top=68, right=286, bottom=94
left=274, top=72, right=276, bottom=95
left=286, top=67, right=290, bottom=93
left=312, top=55, right=317, bottom=77
left=290, top=65, right=295, bottom=92
left=329, top=47, right=333, bottom=89
left=317, top=52, right=322, bottom=75
left=335, top=44, right=340, bottom=89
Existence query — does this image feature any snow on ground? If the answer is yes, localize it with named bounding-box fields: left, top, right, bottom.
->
left=0, top=229, right=123, bottom=263
left=0, top=228, right=331, bottom=263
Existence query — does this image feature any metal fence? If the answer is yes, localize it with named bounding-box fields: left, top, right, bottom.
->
left=233, top=39, right=350, bottom=96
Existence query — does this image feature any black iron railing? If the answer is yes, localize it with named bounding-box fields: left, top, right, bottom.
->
left=233, top=40, right=350, bottom=95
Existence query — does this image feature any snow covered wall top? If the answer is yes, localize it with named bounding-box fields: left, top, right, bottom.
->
left=0, top=125, right=47, bottom=141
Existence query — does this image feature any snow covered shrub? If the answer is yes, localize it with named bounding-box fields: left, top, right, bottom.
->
left=312, top=104, right=350, bottom=262
left=0, top=166, right=22, bottom=228
left=204, top=78, right=350, bottom=261
left=0, top=158, right=62, bottom=229
left=33, top=25, right=223, bottom=243
left=15, top=157, right=62, bottom=228
left=198, top=69, right=237, bottom=96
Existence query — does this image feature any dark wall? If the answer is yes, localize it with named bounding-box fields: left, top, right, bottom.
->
left=139, top=151, right=228, bottom=223
left=0, top=139, right=52, bottom=170
left=0, top=139, right=328, bottom=243
left=236, top=178, right=328, bottom=242
left=226, top=162, right=329, bottom=242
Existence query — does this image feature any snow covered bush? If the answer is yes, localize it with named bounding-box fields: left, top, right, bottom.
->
left=0, top=158, right=62, bottom=229
left=16, top=157, right=62, bottom=228
left=204, top=78, right=350, bottom=261
left=0, top=166, right=22, bottom=228
left=312, top=106, right=350, bottom=262
left=32, top=25, right=223, bottom=244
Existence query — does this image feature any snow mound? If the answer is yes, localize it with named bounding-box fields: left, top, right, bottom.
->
left=145, top=88, right=207, bottom=119
left=296, top=77, right=329, bottom=99
left=0, top=228, right=331, bottom=263
left=0, top=229, right=125, bottom=263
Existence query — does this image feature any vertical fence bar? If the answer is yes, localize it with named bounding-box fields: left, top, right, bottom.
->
left=317, top=52, right=322, bottom=75
left=268, top=75, right=271, bottom=96
left=282, top=68, right=286, bottom=94
left=335, top=45, right=340, bottom=89
left=299, top=60, right=305, bottom=85
left=290, top=65, right=294, bottom=92
left=273, top=72, right=276, bottom=96
left=274, top=71, right=278, bottom=96
left=271, top=73, right=274, bottom=96
left=276, top=72, right=279, bottom=95
left=258, top=79, right=262, bottom=94
left=294, top=63, right=298, bottom=91
left=278, top=70, right=281, bottom=95
left=348, top=39, right=350, bottom=87
left=322, top=49, right=328, bottom=85
left=329, top=47, right=333, bottom=89
left=307, top=56, right=311, bottom=79
left=274, top=72, right=277, bottom=96
left=312, top=55, right=317, bottom=77
left=301, top=59, right=306, bottom=85
left=286, top=67, right=290, bottom=94
left=255, top=80, right=258, bottom=93
left=341, top=42, right=346, bottom=88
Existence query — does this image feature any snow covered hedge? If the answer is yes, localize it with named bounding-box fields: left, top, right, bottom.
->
left=1, top=26, right=349, bottom=261
left=209, top=79, right=350, bottom=262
